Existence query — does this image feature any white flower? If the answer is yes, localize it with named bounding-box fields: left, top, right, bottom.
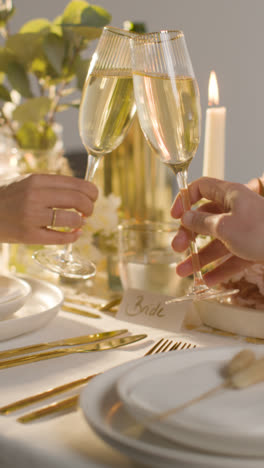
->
left=2, top=90, right=21, bottom=120
left=85, top=188, right=121, bottom=235
left=75, top=189, right=121, bottom=263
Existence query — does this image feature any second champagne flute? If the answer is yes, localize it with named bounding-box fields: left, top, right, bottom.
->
left=34, top=27, right=136, bottom=279
left=130, top=30, right=237, bottom=301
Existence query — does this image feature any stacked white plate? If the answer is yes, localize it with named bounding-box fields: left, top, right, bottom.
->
left=80, top=345, right=264, bottom=468
left=0, top=275, right=32, bottom=320
left=0, top=274, right=63, bottom=341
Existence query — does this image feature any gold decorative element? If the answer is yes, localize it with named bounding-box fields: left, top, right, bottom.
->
left=0, top=329, right=128, bottom=359
left=18, top=395, right=79, bottom=424
left=0, top=334, right=147, bottom=370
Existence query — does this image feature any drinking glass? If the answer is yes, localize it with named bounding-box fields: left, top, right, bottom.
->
left=130, top=30, right=237, bottom=301
left=34, top=26, right=136, bottom=279
left=118, top=220, right=191, bottom=297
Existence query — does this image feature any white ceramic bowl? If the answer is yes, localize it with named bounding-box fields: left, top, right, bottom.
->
left=0, top=275, right=32, bottom=320
left=195, top=299, right=264, bottom=339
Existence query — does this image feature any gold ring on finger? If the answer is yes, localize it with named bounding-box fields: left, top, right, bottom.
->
left=51, top=209, right=57, bottom=228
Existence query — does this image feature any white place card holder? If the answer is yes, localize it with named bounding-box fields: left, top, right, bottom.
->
left=116, top=288, right=193, bottom=333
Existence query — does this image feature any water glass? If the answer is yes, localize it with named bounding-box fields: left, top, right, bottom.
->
left=117, top=220, right=190, bottom=297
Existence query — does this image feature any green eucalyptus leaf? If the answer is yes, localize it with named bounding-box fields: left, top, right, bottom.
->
left=61, top=1, right=111, bottom=27
left=15, top=122, right=41, bottom=149
left=43, top=33, right=65, bottom=74
left=0, top=47, right=16, bottom=73
left=19, top=18, right=51, bottom=34
left=15, top=121, right=57, bottom=150
left=51, top=15, right=63, bottom=36
left=63, top=25, right=102, bottom=40
left=74, top=57, right=90, bottom=89
left=81, top=5, right=111, bottom=27
left=39, top=124, right=57, bottom=149
left=12, top=97, right=52, bottom=124
left=61, top=1, right=91, bottom=24
left=6, top=33, right=46, bottom=66
left=7, top=62, right=32, bottom=98
left=0, top=84, right=11, bottom=102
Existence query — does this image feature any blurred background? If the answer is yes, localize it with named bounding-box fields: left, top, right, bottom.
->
left=10, top=0, right=264, bottom=184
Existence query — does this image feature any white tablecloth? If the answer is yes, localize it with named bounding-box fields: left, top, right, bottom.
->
left=0, top=280, right=244, bottom=468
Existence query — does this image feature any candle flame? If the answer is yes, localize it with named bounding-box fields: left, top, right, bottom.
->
left=208, top=70, right=219, bottom=106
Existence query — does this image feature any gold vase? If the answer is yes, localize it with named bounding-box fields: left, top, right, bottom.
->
left=94, top=117, right=175, bottom=291
left=99, top=117, right=174, bottom=222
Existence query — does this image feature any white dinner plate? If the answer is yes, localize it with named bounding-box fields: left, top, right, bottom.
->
left=116, top=345, right=264, bottom=457
left=195, top=300, right=264, bottom=339
left=80, top=348, right=264, bottom=468
left=0, top=275, right=63, bottom=341
left=0, top=275, right=32, bottom=319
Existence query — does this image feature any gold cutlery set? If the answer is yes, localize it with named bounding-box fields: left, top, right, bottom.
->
left=61, top=296, right=122, bottom=319
left=0, top=336, right=196, bottom=424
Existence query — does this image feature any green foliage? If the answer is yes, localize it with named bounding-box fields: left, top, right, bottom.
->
left=12, top=97, right=52, bottom=124
left=0, top=84, right=11, bottom=102
left=0, top=0, right=111, bottom=150
left=15, top=121, right=57, bottom=150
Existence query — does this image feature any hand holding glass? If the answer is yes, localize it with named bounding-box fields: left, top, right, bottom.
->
left=34, top=27, right=136, bottom=279
left=130, top=30, right=237, bottom=301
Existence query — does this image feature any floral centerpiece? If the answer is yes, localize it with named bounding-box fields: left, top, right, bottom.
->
left=0, top=0, right=111, bottom=170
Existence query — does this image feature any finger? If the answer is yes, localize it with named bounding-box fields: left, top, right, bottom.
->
left=47, top=209, right=85, bottom=229
left=170, top=192, right=184, bottom=219
left=171, top=177, right=229, bottom=218
left=203, top=256, right=253, bottom=287
left=197, top=201, right=223, bottom=214
left=30, top=189, right=95, bottom=217
left=181, top=210, right=224, bottom=238
left=175, top=238, right=229, bottom=277
left=171, top=225, right=194, bottom=252
left=21, top=174, right=99, bottom=201
left=246, top=177, right=264, bottom=195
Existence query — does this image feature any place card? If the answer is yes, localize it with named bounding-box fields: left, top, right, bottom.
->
left=116, top=288, right=194, bottom=332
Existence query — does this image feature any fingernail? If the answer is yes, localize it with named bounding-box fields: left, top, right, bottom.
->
left=181, top=211, right=194, bottom=226
left=176, top=262, right=192, bottom=277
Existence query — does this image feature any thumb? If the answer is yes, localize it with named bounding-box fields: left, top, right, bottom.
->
left=181, top=210, right=221, bottom=237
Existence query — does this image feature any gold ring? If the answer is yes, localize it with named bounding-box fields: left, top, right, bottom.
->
left=51, top=209, right=57, bottom=228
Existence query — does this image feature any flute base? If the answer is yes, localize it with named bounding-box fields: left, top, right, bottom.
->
left=33, top=248, right=96, bottom=280
left=166, top=286, right=239, bottom=304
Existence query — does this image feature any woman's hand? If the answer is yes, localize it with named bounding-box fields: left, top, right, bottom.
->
left=0, top=173, right=98, bottom=244
left=171, top=177, right=264, bottom=286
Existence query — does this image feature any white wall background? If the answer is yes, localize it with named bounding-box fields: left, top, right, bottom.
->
left=10, top=0, right=264, bottom=183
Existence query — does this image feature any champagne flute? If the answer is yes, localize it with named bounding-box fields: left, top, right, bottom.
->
left=34, top=27, right=136, bottom=279
left=130, top=30, right=238, bottom=301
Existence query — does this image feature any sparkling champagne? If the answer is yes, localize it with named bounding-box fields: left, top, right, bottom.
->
left=133, top=73, right=201, bottom=173
left=79, top=70, right=136, bottom=156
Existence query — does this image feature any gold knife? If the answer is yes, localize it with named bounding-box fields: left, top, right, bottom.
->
left=0, top=329, right=128, bottom=359
left=0, top=334, right=147, bottom=370
left=0, top=373, right=98, bottom=414
left=18, top=395, right=79, bottom=424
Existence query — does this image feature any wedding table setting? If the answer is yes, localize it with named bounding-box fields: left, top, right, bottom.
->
left=0, top=1, right=264, bottom=467
left=0, top=268, right=263, bottom=468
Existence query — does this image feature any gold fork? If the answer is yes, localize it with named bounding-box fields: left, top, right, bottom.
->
left=14, top=338, right=197, bottom=423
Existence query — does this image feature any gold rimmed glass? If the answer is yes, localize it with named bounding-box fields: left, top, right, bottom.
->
left=34, top=26, right=136, bottom=279
left=130, top=30, right=238, bottom=302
